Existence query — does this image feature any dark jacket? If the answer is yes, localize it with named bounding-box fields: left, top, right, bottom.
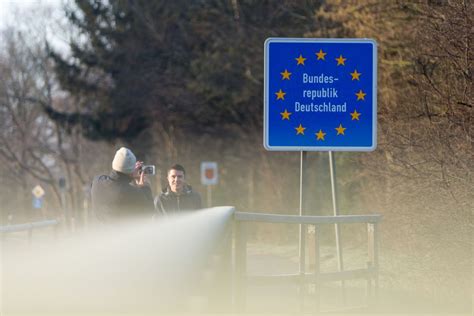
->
left=91, top=170, right=155, bottom=223
left=154, top=185, right=202, bottom=214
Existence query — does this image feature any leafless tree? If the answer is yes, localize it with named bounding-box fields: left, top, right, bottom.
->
left=0, top=6, right=110, bottom=224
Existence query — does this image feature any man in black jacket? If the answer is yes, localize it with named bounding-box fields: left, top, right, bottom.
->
left=91, top=147, right=155, bottom=223
left=155, top=164, right=202, bottom=214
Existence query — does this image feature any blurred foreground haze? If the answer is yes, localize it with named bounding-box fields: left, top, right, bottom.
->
left=0, top=0, right=472, bottom=315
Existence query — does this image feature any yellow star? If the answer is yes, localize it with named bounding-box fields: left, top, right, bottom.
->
left=295, top=54, right=306, bottom=66
left=316, top=129, right=326, bottom=140
left=335, top=55, right=346, bottom=66
left=335, top=124, right=346, bottom=135
left=280, top=109, right=291, bottom=120
left=295, top=124, right=306, bottom=135
left=316, top=49, right=327, bottom=60
left=350, top=69, right=361, bottom=80
left=275, top=89, right=286, bottom=100
left=280, top=69, right=291, bottom=80
left=355, top=89, right=366, bottom=101
left=350, top=109, right=361, bottom=120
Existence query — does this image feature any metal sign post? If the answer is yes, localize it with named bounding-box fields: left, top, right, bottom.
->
left=298, top=152, right=307, bottom=264
left=329, top=151, right=346, bottom=303
left=207, top=186, right=212, bottom=208
left=264, top=38, right=377, bottom=307
left=58, top=177, right=70, bottom=231
left=298, top=151, right=307, bottom=309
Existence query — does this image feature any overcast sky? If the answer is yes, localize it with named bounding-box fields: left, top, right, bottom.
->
left=0, top=0, right=64, bottom=30
left=0, top=0, right=71, bottom=54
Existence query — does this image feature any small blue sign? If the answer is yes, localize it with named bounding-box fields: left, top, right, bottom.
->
left=264, top=38, right=377, bottom=151
left=33, top=197, right=43, bottom=209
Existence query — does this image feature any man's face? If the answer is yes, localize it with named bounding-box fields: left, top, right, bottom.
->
left=167, top=169, right=185, bottom=193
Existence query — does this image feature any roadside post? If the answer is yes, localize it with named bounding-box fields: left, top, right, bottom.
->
left=83, top=184, right=91, bottom=230
left=201, top=162, right=218, bottom=207
left=264, top=38, right=377, bottom=308
left=58, top=177, right=70, bottom=231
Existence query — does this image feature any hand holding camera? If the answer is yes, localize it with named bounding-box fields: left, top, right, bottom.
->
left=141, top=165, right=156, bottom=175
left=133, top=161, right=155, bottom=187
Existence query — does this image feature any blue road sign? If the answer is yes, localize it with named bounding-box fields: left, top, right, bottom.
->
left=264, top=38, right=377, bottom=151
left=33, top=197, right=43, bottom=209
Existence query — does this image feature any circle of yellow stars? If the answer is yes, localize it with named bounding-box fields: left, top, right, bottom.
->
left=273, top=48, right=367, bottom=141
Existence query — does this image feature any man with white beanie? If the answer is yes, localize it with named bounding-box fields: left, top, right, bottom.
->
left=91, top=147, right=155, bottom=223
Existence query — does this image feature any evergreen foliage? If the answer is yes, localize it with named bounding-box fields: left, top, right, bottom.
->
left=48, top=0, right=324, bottom=141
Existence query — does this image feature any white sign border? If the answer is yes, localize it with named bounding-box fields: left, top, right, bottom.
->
left=263, top=37, right=378, bottom=152
left=200, top=161, right=218, bottom=186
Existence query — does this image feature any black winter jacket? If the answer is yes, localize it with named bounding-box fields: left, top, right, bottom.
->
left=91, top=171, right=155, bottom=223
left=154, top=185, right=202, bottom=214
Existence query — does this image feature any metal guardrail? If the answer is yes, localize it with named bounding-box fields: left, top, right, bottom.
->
left=233, top=211, right=382, bottom=313
left=235, top=212, right=381, bottom=224
left=0, top=219, right=59, bottom=243
left=0, top=210, right=381, bottom=313
left=0, top=219, right=59, bottom=233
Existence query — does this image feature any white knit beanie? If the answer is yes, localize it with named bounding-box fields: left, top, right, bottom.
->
left=112, top=147, right=136, bottom=174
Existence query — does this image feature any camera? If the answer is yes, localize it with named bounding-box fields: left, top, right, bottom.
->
left=141, top=165, right=156, bottom=175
